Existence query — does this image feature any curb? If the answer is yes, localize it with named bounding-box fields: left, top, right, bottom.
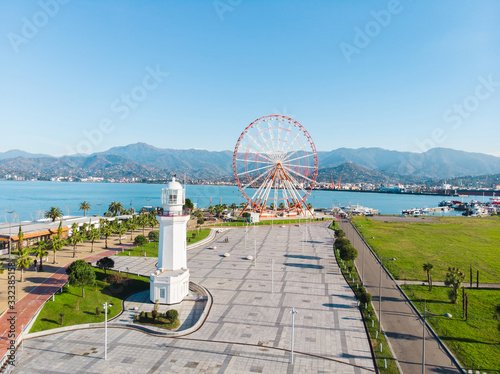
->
left=24, top=281, right=213, bottom=340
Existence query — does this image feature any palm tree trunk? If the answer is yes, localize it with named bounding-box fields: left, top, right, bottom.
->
left=73, top=245, right=76, bottom=258
left=105, top=237, right=108, bottom=249
left=82, top=286, right=85, bottom=298
left=39, top=255, right=43, bottom=272
left=53, top=250, right=56, bottom=264
left=20, top=268, right=24, bottom=282
left=91, top=240, right=94, bottom=253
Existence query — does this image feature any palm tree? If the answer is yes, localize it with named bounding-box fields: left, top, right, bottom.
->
left=88, top=228, right=100, bottom=253
left=215, top=204, right=224, bottom=219
left=148, top=210, right=158, bottom=229
left=45, top=207, right=63, bottom=222
left=126, top=219, right=137, bottom=241
left=32, top=240, right=48, bottom=271
left=208, top=205, right=215, bottom=219
left=68, top=224, right=84, bottom=258
left=230, top=203, right=238, bottom=217
left=422, top=263, right=434, bottom=283
left=116, top=223, right=127, bottom=245
left=17, top=224, right=24, bottom=251
left=139, top=214, right=149, bottom=235
left=108, top=201, right=123, bottom=216
left=15, top=247, right=33, bottom=282
left=49, top=235, right=64, bottom=264
left=101, top=224, right=112, bottom=249
left=79, top=201, right=91, bottom=217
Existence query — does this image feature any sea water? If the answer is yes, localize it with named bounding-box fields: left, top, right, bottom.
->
left=0, top=181, right=456, bottom=223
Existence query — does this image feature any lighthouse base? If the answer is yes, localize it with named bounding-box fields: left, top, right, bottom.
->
left=150, top=268, right=190, bottom=305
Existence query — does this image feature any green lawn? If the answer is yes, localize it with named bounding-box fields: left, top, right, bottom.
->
left=30, top=268, right=149, bottom=333
left=402, top=285, right=500, bottom=373
left=204, top=217, right=329, bottom=227
left=117, top=228, right=211, bottom=257
left=352, top=216, right=500, bottom=283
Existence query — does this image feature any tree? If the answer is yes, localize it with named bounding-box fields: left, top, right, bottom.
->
left=148, top=230, right=159, bottom=242
left=101, top=224, right=113, bottom=249
left=148, top=211, right=158, bottom=230
left=126, top=218, right=137, bottom=241
left=339, top=244, right=358, bottom=262
left=45, top=207, right=63, bottom=222
left=15, top=247, right=33, bottom=282
left=66, top=260, right=96, bottom=298
left=96, top=257, right=114, bottom=274
left=208, top=205, right=215, bottom=218
left=79, top=201, right=91, bottom=217
left=49, top=235, right=65, bottom=264
left=444, top=267, right=465, bottom=304
left=279, top=202, right=286, bottom=210
left=32, top=240, right=48, bottom=272
left=108, top=201, right=123, bottom=216
left=215, top=204, right=224, bottom=218
left=183, top=198, right=194, bottom=211
left=197, top=217, right=204, bottom=225
left=17, top=224, right=24, bottom=251
left=229, top=203, right=238, bottom=217
left=68, top=223, right=84, bottom=258
left=334, top=237, right=350, bottom=250
left=422, top=263, right=434, bottom=284
left=116, top=223, right=127, bottom=245
left=134, top=234, right=148, bottom=247
left=88, top=228, right=100, bottom=253
left=139, top=214, right=148, bottom=235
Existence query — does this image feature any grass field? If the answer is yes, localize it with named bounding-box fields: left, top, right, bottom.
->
left=117, top=228, right=211, bottom=257
left=352, top=216, right=500, bottom=283
left=203, top=217, right=328, bottom=227
left=402, top=285, right=500, bottom=373
left=30, top=268, right=149, bottom=333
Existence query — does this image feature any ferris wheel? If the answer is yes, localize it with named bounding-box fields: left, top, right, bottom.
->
left=233, top=115, right=318, bottom=217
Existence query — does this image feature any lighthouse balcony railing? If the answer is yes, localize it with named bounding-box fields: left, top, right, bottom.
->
left=158, top=209, right=191, bottom=217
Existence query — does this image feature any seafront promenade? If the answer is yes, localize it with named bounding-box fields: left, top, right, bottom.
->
left=11, top=222, right=375, bottom=373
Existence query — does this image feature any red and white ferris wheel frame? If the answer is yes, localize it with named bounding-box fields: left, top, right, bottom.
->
left=233, top=115, right=318, bottom=217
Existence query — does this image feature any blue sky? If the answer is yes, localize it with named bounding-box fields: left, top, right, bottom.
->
left=1, top=0, right=499, bottom=156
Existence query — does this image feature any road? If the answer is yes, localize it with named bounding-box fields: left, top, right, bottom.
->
left=338, top=220, right=463, bottom=374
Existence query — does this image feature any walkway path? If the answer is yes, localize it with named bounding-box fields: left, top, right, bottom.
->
left=13, top=222, right=375, bottom=373
left=339, top=220, right=463, bottom=374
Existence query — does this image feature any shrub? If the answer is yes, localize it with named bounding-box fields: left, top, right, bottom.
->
left=148, top=230, right=159, bottom=242
left=192, top=233, right=196, bottom=238
left=166, top=309, right=179, bottom=321
left=139, top=311, right=145, bottom=318
left=107, top=273, right=124, bottom=285
left=134, top=235, right=148, bottom=246
left=335, top=229, right=346, bottom=238
left=134, top=315, right=140, bottom=322
left=359, top=291, right=372, bottom=306
left=339, top=245, right=358, bottom=261
left=96, top=307, right=101, bottom=316
left=334, top=237, right=350, bottom=250
left=152, top=309, right=158, bottom=320
left=197, top=218, right=204, bottom=225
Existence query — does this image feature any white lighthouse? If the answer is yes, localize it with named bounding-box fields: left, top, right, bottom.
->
left=150, top=177, right=190, bottom=304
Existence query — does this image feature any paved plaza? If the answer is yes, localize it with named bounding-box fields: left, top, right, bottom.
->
left=15, top=222, right=375, bottom=373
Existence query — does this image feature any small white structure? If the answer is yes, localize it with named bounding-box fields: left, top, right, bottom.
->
left=150, top=177, right=190, bottom=304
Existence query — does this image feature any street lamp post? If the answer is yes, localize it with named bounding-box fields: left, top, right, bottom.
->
left=422, top=300, right=452, bottom=374
left=103, top=302, right=112, bottom=360
left=290, top=307, right=298, bottom=364
left=7, top=209, right=14, bottom=260
left=379, top=257, right=396, bottom=332
left=271, top=259, right=275, bottom=293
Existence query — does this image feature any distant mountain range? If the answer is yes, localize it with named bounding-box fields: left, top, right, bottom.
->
left=1, top=142, right=500, bottom=183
